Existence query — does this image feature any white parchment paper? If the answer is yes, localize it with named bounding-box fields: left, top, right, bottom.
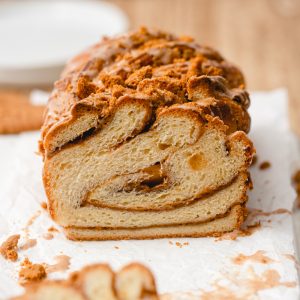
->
left=0, top=89, right=299, bottom=299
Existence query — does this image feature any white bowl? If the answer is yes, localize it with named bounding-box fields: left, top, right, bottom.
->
left=0, top=0, right=128, bottom=86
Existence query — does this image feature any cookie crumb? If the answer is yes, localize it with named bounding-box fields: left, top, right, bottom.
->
left=19, top=258, right=47, bottom=284
left=48, top=226, right=59, bottom=233
left=175, top=242, right=183, bottom=248
left=259, top=161, right=271, bottom=170
left=114, top=246, right=119, bottom=249
left=41, top=202, right=48, bottom=210
left=0, top=234, right=20, bottom=261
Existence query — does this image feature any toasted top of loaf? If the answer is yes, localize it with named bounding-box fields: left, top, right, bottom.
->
left=40, top=27, right=250, bottom=156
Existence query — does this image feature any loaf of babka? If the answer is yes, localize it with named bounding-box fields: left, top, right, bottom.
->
left=40, top=27, right=254, bottom=240
left=13, top=263, right=158, bottom=300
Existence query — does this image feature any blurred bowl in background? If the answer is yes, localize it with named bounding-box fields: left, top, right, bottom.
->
left=0, top=0, right=128, bottom=86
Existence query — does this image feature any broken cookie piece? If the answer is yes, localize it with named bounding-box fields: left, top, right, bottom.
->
left=19, top=258, right=47, bottom=285
left=0, top=234, right=20, bottom=262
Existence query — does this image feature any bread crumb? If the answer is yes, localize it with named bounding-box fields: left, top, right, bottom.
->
left=259, top=161, right=271, bottom=170
left=0, top=234, right=20, bottom=261
left=41, top=202, right=47, bottom=210
left=48, top=226, right=59, bottom=233
left=21, top=257, right=31, bottom=267
left=175, top=242, right=182, bottom=248
left=168, top=241, right=173, bottom=245
left=23, top=210, right=41, bottom=239
left=19, top=258, right=46, bottom=284
left=114, top=246, right=119, bottom=249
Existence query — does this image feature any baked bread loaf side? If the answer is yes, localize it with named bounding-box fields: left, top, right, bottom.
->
left=40, top=27, right=255, bottom=240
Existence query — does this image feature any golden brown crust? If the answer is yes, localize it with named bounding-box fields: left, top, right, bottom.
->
left=39, top=27, right=250, bottom=156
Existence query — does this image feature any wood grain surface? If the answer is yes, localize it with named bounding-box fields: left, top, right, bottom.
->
left=1, top=0, right=299, bottom=133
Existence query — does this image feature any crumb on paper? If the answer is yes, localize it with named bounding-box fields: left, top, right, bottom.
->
left=175, top=242, right=182, bottom=248
left=171, top=241, right=189, bottom=248
left=167, top=241, right=189, bottom=248
left=0, top=234, right=20, bottom=261
left=41, top=202, right=48, bottom=210
left=23, top=210, right=42, bottom=239
left=48, top=226, right=59, bottom=233
left=19, top=258, right=47, bottom=284
left=259, top=161, right=271, bottom=170
left=114, top=246, right=119, bottom=249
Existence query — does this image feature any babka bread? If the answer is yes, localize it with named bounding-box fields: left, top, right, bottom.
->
left=40, top=27, right=255, bottom=240
left=13, top=263, right=158, bottom=300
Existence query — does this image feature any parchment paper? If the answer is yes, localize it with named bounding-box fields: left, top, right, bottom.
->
left=0, top=89, right=299, bottom=299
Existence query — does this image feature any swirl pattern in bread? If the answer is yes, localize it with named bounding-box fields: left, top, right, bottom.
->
left=40, top=27, right=255, bottom=240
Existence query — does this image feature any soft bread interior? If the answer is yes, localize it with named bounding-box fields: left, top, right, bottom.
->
left=44, top=101, right=251, bottom=229
left=64, top=172, right=247, bottom=228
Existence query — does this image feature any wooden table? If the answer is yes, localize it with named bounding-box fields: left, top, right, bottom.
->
left=1, top=0, right=299, bottom=133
